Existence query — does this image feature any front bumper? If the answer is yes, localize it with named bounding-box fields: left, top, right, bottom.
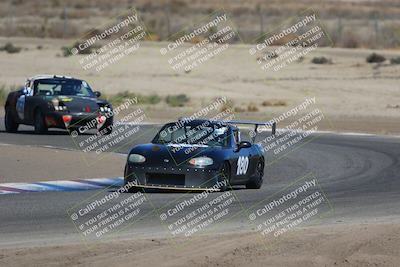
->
left=44, top=112, right=112, bottom=129
left=124, top=164, right=221, bottom=190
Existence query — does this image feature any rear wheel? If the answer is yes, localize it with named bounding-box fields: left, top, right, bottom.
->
left=218, top=162, right=231, bottom=192
left=34, top=110, right=47, bottom=134
left=5, top=107, right=19, bottom=133
left=246, top=160, right=264, bottom=189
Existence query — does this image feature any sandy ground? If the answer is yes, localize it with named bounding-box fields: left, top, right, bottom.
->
left=0, top=222, right=399, bottom=267
left=0, top=144, right=124, bottom=182
left=0, top=37, right=399, bottom=134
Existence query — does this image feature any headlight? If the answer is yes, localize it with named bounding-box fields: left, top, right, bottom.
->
left=99, top=106, right=112, bottom=112
left=54, top=105, right=68, bottom=111
left=128, top=154, right=146, bottom=163
left=189, top=157, right=213, bottom=167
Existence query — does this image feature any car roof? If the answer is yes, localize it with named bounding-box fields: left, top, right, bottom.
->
left=27, top=74, right=75, bottom=81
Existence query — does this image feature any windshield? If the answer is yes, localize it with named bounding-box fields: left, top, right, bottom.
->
left=153, top=122, right=230, bottom=147
left=34, top=79, right=95, bottom=97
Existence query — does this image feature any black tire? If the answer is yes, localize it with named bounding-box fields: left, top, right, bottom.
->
left=67, top=127, right=79, bottom=136
left=34, top=110, right=48, bottom=134
left=246, top=159, right=264, bottom=189
left=124, top=165, right=139, bottom=193
left=127, top=186, right=140, bottom=193
left=98, top=121, right=113, bottom=135
left=4, top=107, right=19, bottom=133
left=218, top=162, right=231, bottom=192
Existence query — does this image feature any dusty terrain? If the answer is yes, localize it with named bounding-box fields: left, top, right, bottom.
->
left=0, top=31, right=399, bottom=267
left=1, top=0, right=399, bottom=49
left=0, top=222, right=399, bottom=267
left=0, top=37, right=399, bottom=134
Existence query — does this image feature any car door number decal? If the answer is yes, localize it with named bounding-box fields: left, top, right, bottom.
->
left=237, top=156, right=249, bottom=175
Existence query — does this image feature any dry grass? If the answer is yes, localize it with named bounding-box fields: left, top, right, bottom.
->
left=0, top=85, right=7, bottom=106
left=262, top=100, right=287, bottom=107
left=234, top=106, right=246, bottom=113
left=0, top=0, right=399, bottom=48
left=0, top=84, right=22, bottom=105
left=247, top=103, right=259, bottom=112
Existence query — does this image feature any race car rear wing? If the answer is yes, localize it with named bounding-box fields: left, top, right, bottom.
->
left=177, top=117, right=276, bottom=142
left=225, top=120, right=276, bottom=142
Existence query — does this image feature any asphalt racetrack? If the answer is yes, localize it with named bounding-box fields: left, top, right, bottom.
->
left=0, top=122, right=399, bottom=247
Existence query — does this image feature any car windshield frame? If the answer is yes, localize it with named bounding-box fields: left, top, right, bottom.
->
left=152, top=122, right=231, bottom=147
left=33, top=78, right=95, bottom=97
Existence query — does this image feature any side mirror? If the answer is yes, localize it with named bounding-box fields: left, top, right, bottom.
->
left=237, top=141, right=252, bottom=151
left=94, top=91, right=101, bottom=97
left=20, top=87, right=28, bottom=94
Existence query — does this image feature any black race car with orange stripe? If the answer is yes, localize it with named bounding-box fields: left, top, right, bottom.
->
left=4, top=75, right=113, bottom=135
left=124, top=118, right=276, bottom=192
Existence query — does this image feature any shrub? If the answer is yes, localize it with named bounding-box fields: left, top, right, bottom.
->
left=61, top=41, right=99, bottom=57
left=219, top=99, right=234, bottom=112
left=0, top=85, right=7, bottom=105
left=105, top=91, right=137, bottom=106
left=0, top=42, right=22, bottom=53
left=366, top=53, right=386, bottom=63
left=0, top=85, right=21, bottom=105
left=139, top=94, right=161, bottom=105
left=262, top=100, right=287, bottom=107
left=247, top=103, right=259, bottom=112
left=390, top=56, right=400, bottom=64
left=234, top=107, right=245, bottom=113
left=105, top=91, right=162, bottom=106
left=166, top=94, right=189, bottom=107
left=311, top=56, right=332, bottom=64
left=61, top=46, right=73, bottom=57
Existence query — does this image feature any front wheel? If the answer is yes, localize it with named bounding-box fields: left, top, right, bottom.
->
left=218, top=162, right=231, bottom=192
left=246, top=160, right=264, bottom=189
left=124, top=164, right=139, bottom=193
left=34, top=110, right=48, bottom=134
left=98, top=118, right=113, bottom=135
left=5, top=107, right=19, bottom=133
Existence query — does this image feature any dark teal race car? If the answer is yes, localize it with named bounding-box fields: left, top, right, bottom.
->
left=4, top=75, right=113, bottom=135
left=124, top=118, right=276, bottom=192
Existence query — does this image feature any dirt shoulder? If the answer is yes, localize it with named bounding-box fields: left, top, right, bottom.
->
left=0, top=144, right=125, bottom=183
left=0, top=222, right=399, bottom=267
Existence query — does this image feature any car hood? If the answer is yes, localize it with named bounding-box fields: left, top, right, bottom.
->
left=128, top=143, right=226, bottom=166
